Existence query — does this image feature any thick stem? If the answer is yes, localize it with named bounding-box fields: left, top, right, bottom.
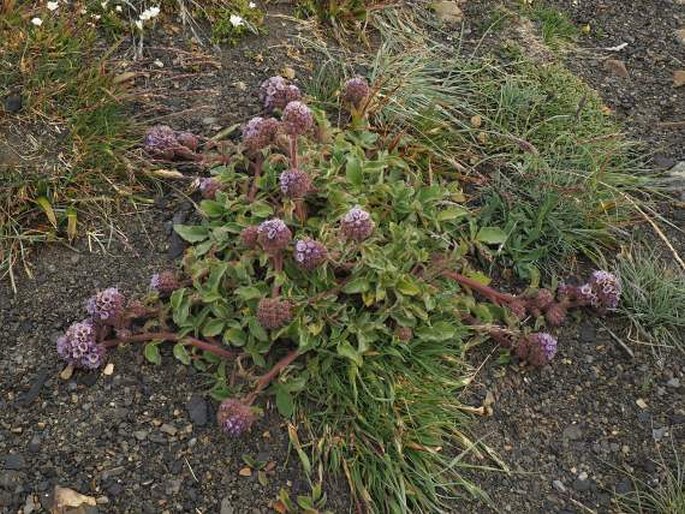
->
left=246, top=349, right=300, bottom=404
left=289, top=135, right=299, bottom=169
left=294, top=199, right=307, bottom=225
left=102, top=331, right=238, bottom=360
left=441, top=270, right=516, bottom=305
left=248, top=154, right=263, bottom=202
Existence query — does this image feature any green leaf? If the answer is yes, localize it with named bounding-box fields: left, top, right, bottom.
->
left=251, top=202, right=274, bottom=218
left=235, top=286, right=263, bottom=301
left=476, top=226, right=507, bottom=245
left=275, top=387, right=294, bottom=417
left=396, top=276, right=420, bottom=296
left=223, top=327, right=247, bottom=347
left=173, top=224, right=210, bottom=243
left=35, top=196, right=57, bottom=228
left=415, top=322, right=457, bottom=342
left=342, top=277, right=370, bottom=294
left=437, top=206, right=469, bottom=221
left=199, top=200, right=225, bottom=218
left=337, top=340, right=363, bottom=367
left=144, top=342, right=162, bottom=365
left=249, top=318, right=269, bottom=342
left=202, top=318, right=225, bottom=337
left=345, top=155, right=363, bottom=186
left=172, top=343, right=191, bottom=365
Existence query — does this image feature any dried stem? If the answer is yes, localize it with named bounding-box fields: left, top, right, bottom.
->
left=289, top=135, right=299, bottom=169
left=248, top=154, right=263, bottom=202
left=102, top=331, right=238, bottom=360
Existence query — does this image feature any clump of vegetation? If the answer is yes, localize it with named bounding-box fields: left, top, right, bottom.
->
left=55, top=74, right=625, bottom=512
left=207, top=0, right=265, bottom=45
left=615, top=246, right=685, bottom=353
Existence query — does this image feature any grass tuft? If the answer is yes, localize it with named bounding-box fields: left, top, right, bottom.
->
left=614, top=245, right=685, bottom=353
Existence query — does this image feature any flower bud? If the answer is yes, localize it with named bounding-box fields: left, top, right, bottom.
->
left=86, top=287, right=125, bottom=323
left=198, top=177, right=221, bottom=199
left=260, top=76, right=302, bottom=111
left=343, top=76, right=370, bottom=108
left=257, top=218, right=292, bottom=254
left=279, top=168, right=312, bottom=199
left=293, top=238, right=327, bottom=270
left=217, top=398, right=256, bottom=437
left=150, top=271, right=180, bottom=297
left=340, top=206, right=374, bottom=242
left=257, top=297, right=293, bottom=330
left=282, top=101, right=313, bottom=136
left=240, top=226, right=260, bottom=248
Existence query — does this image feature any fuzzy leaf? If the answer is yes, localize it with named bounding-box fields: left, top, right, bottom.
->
left=342, top=277, right=370, bottom=294
left=337, top=341, right=363, bottom=367
left=172, top=343, right=191, bottom=365
left=396, top=276, right=420, bottom=296
left=174, top=224, right=210, bottom=243
left=275, top=387, right=294, bottom=417
left=476, top=227, right=507, bottom=245
left=223, top=327, right=247, bottom=347
left=144, top=342, right=162, bottom=365
left=345, top=155, right=363, bottom=186
left=202, top=318, right=225, bottom=338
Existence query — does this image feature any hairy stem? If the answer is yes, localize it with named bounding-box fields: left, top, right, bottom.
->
left=248, top=154, right=264, bottom=202
left=441, top=270, right=516, bottom=305
left=246, top=349, right=301, bottom=404
left=289, top=135, right=299, bottom=169
left=102, top=331, right=238, bottom=360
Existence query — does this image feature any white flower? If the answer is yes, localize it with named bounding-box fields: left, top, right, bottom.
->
left=101, top=1, right=108, bottom=8
left=79, top=7, right=87, bottom=14
left=47, top=1, right=59, bottom=11
left=92, top=14, right=101, bottom=20
left=229, top=14, right=244, bottom=27
left=115, top=5, right=122, bottom=12
left=135, top=19, right=143, bottom=30
left=139, top=6, right=160, bottom=21
left=31, top=17, right=43, bottom=26
left=248, top=1, right=256, bottom=7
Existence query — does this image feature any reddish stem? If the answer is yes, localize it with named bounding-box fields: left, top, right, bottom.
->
left=441, top=270, right=517, bottom=305
left=102, top=331, right=238, bottom=360
left=294, top=199, right=307, bottom=225
left=246, top=349, right=301, bottom=404
left=289, top=135, right=299, bottom=169
left=248, top=154, right=263, bottom=202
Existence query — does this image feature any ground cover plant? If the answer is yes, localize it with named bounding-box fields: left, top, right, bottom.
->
left=54, top=72, right=627, bottom=512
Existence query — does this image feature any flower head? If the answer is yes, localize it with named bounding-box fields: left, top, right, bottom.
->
left=47, top=2, right=59, bottom=11
left=340, top=206, right=374, bottom=242
left=259, top=76, right=302, bottom=111
left=31, top=17, right=43, bottom=26
left=534, top=288, right=554, bottom=310
left=257, top=297, right=293, bottom=330
left=240, top=226, right=260, bottom=248
left=86, top=287, right=125, bottom=323
left=279, top=168, right=312, bottom=198
left=242, top=117, right=280, bottom=152
left=149, top=271, right=180, bottom=297
left=587, top=270, right=621, bottom=311
left=282, top=101, right=313, bottom=136
left=143, top=125, right=178, bottom=159
left=176, top=131, right=198, bottom=151
left=217, top=398, right=256, bottom=436
left=343, top=76, right=370, bottom=108
left=516, top=332, right=558, bottom=367
left=229, top=14, right=244, bottom=27
left=56, top=319, right=106, bottom=370
left=198, top=177, right=221, bottom=199
left=293, top=238, right=327, bottom=270
left=257, top=218, right=292, bottom=254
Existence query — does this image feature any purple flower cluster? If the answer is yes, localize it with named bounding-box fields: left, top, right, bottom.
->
left=293, top=238, right=327, bottom=270
left=217, top=398, right=256, bottom=437
left=198, top=177, right=221, bottom=199
left=516, top=332, right=558, bottom=367
left=242, top=116, right=281, bottom=152
left=341, top=206, right=374, bottom=242
left=143, top=125, right=198, bottom=159
left=150, top=271, right=180, bottom=297
left=240, top=225, right=260, bottom=248
left=343, top=76, right=370, bottom=108
left=257, top=218, right=292, bottom=254
left=56, top=319, right=106, bottom=370
left=279, top=168, right=312, bottom=198
left=86, top=287, right=125, bottom=323
left=282, top=101, right=313, bottom=136
left=557, top=270, right=621, bottom=312
left=259, top=76, right=302, bottom=111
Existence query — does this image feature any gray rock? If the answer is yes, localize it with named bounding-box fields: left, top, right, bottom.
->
left=3, top=93, right=22, bottom=114
left=220, top=497, right=234, bottom=514
left=186, top=395, right=207, bottom=427
left=652, top=427, right=668, bottom=441
left=562, top=424, right=583, bottom=441
left=666, top=378, right=680, bottom=388
left=28, top=436, right=41, bottom=454
left=4, top=453, right=26, bottom=470
left=160, top=424, right=177, bottom=436
left=133, top=430, right=148, bottom=441
left=573, top=478, right=591, bottom=492
left=552, top=480, right=567, bottom=493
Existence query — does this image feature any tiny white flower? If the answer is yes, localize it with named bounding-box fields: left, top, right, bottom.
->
left=92, top=14, right=101, bottom=20
left=79, top=7, right=87, bottom=14
left=101, top=1, right=109, bottom=8
left=31, top=17, right=43, bottom=26
left=229, top=14, right=244, bottom=27
left=248, top=1, right=256, bottom=7
left=135, top=19, right=143, bottom=30
left=115, top=5, right=122, bottom=12
left=148, top=6, right=160, bottom=18
left=47, top=1, right=59, bottom=11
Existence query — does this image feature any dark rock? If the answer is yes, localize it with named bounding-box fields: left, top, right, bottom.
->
left=19, top=368, right=49, bottom=406
left=186, top=395, right=207, bottom=427
left=615, top=479, right=632, bottom=495
left=572, top=478, right=591, bottom=492
left=28, top=435, right=42, bottom=454
left=578, top=322, right=595, bottom=343
left=3, top=453, right=26, bottom=470
left=107, top=483, right=123, bottom=496
left=77, top=371, right=99, bottom=387
left=3, top=93, right=22, bottom=114
left=562, top=424, right=583, bottom=441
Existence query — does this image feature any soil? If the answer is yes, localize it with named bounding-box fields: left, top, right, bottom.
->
left=1, top=1, right=684, bottom=514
